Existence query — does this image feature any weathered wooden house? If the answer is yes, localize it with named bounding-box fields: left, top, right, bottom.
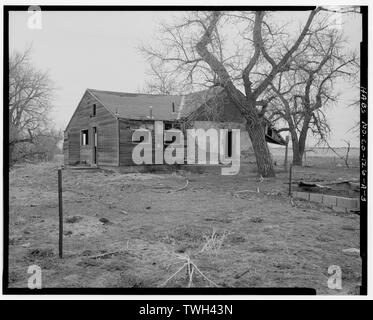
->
left=63, top=86, right=285, bottom=169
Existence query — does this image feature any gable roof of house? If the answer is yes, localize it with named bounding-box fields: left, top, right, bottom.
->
left=87, top=86, right=224, bottom=121
left=81, top=86, right=285, bottom=145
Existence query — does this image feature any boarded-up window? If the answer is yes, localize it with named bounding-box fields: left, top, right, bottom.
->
left=81, top=129, right=89, bottom=146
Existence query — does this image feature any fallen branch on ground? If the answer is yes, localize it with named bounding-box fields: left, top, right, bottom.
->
left=234, top=269, right=251, bottom=279
left=87, top=250, right=138, bottom=260
left=168, top=179, right=189, bottom=193
left=234, top=189, right=260, bottom=194
left=87, top=241, right=141, bottom=260
left=298, top=181, right=331, bottom=189
left=87, top=251, right=122, bottom=259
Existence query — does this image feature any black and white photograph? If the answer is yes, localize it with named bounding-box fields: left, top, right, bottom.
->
left=2, top=3, right=368, bottom=299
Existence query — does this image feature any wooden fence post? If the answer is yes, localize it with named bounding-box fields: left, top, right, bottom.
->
left=288, top=163, right=293, bottom=196
left=58, top=168, right=63, bottom=258
left=284, top=135, right=289, bottom=172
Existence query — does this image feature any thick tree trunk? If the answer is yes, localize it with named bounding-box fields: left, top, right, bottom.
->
left=292, top=146, right=303, bottom=166
left=289, top=130, right=302, bottom=166
left=246, top=121, right=275, bottom=177
left=227, top=92, right=276, bottom=177
left=293, top=116, right=310, bottom=166
left=292, top=135, right=307, bottom=166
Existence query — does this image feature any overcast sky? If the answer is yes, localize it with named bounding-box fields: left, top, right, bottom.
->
left=9, top=9, right=362, bottom=147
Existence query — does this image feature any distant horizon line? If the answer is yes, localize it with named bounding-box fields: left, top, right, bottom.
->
left=269, top=146, right=360, bottom=149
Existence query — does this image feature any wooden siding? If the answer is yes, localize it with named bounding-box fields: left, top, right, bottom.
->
left=118, top=119, right=133, bottom=166
left=80, top=145, right=91, bottom=163
left=65, top=91, right=118, bottom=166
left=118, top=119, right=177, bottom=166
left=119, top=119, right=154, bottom=166
left=66, top=131, right=81, bottom=164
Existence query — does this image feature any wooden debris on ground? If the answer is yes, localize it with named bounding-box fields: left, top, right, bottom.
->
left=298, top=181, right=332, bottom=190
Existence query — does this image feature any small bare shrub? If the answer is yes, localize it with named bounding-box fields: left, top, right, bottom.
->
left=200, top=229, right=229, bottom=255
left=160, top=251, right=218, bottom=288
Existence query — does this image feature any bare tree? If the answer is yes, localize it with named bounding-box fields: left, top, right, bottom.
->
left=141, top=63, right=179, bottom=95
left=9, top=48, right=54, bottom=164
left=12, top=128, right=63, bottom=163
left=323, top=139, right=351, bottom=168
left=141, top=9, right=322, bottom=177
left=268, top=21, right=359, bottom=166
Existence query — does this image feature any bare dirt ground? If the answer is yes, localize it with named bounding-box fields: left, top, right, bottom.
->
left=8, top=159, right=361, bottom=294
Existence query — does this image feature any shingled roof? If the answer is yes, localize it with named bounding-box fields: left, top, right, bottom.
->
left=87, top=86, right=224, bottom=121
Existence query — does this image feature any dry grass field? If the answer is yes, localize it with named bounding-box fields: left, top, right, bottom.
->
left=8, top=155, right=361, bottom=294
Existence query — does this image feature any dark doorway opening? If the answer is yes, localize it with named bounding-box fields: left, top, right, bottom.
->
left=227, top=130, right=232, bottom=158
